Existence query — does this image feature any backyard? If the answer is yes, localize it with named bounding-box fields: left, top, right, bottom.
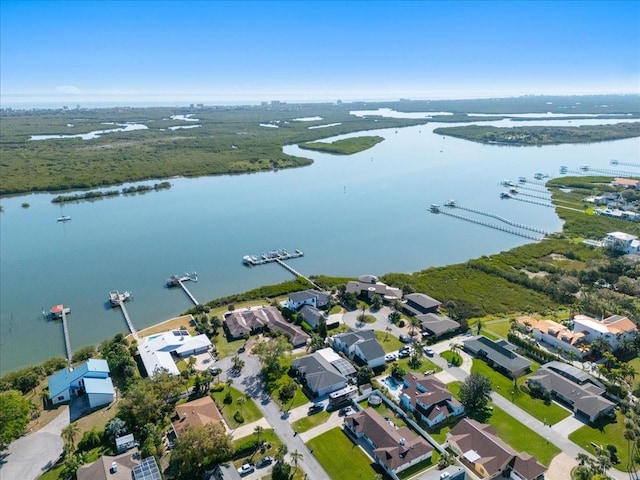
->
left=306, top=427, right=378, bottom=480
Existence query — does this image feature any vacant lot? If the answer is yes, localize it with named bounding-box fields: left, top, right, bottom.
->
left=306, top=427, right=377, bottom=480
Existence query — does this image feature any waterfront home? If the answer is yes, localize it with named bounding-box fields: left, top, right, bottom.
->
left=344, top=407, right=433, bottom=480
left=402, top=293, right=442, bottom=316
left=447, top=418, right=546, bottom=480
left=138, top=329, right=212, bottom=377
left=332, top=330, right=386, bottom=368
left=416, top=313, right=460, bottom=339
left=284, top=289, right=330, bottom=311
left=517, top=316, right=587, bottom=360
left=399, top=373, right=464, bottom=427
left=77, top=449, right=161, bottom=480
left=602, top=231, right=640, bottom=254
left=613, top=177, right=640, bottom=189
left=572, top=313, right=638, bottom=352
left=462, top=336, right=531, bottom=379
left=298, top=304, right=326, bottom=329
left=48, top=358, right=115, bottom=408
left=290, top=348, right=350, bottom=397
left=345, top=274, right=403, bottom=302
left=225, top=306, right=310, bottom=347
left=171, top=396, right=224, bottom=438
left=527, top=361, right=615, bottom=423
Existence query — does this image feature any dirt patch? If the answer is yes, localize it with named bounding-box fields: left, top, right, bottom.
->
left=541, top=253, right=568, bottom=262
left=520, top=269, right=549, bottom=279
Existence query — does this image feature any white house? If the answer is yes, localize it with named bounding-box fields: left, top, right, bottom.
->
left=138, top=328, right=212, bottom=377
left=602, top=231, right=640, bottom=254
left=572, top=314, right=638, bottom=352
left=284, top=289, right=329, bottom=311
left=48, top=358, right=115, bottom=408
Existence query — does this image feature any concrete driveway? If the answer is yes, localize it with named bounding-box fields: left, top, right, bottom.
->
left=0, top=406, right=69, bottom=480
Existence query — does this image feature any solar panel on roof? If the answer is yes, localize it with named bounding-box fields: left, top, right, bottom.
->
left=331, top=358, right=356, bottom=376
left=132, top=457, right=162, bottom=480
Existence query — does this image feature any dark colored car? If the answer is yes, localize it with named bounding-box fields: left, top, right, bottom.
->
left=256, top=456, right=273, bottom=468
left=308, top=403, right=324, bottom=415
left=209, top=367, right=222, bottom=376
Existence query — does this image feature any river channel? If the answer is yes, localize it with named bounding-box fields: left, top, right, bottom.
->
left=1, top=116, right=638, bottom=374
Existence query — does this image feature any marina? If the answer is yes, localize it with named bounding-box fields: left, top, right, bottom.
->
left=242, top=248, right=304, bottom=266
left=166, top=272, right=199, bottom=306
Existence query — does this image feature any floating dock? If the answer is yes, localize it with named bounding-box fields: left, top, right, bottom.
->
left=166, top=272, right=199, bottom=306
left=243, top=249, right=303, bottom=266
left=50, top=304, right=72, bottom=364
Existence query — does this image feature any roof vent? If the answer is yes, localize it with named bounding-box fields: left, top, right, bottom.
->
left=399, top=438, right=405, bottom=446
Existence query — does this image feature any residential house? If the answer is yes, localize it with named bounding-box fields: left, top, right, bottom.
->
left=399, top=373, right=464, bottom=427
left=172, top=395, right=225, bottom=438
left=211, top=463, right=243, bottom=480
left=602, top=231, right=640, bottom=254
left=332, top=330, right=386, bottom=368
left=572, top=314, right=638, bottom=352
left=447, top=418, right=546, bottom=480
left=48, top=358, right=115, bottom=408
left=345, top=275, right=403, bottom=302
left=77, top=449, right=161, bottom=480
left=290, top=348, right=350, bottom=397
left=284, top=289, right=330, bottom=311
left=417, top=313, right=460, bottom=339
left=526, top=361, right=615, bottom=423
left=138, top=328, right=212, bottom=377
left=462, top=336, right=531, bottom=379
left=299, top=305, right=326, bottom=329
left=403, top=293, right=442, bottom=316
left=344, top=407, right=433, bottom=480
left=517, top=316, right=587, bottom=359
left=613, top=178, right=640, bottom=189
left=224, top=306, right=310, bottom=347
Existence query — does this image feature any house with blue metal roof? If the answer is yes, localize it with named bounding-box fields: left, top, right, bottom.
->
left=48, top=358, right=115, bottom=408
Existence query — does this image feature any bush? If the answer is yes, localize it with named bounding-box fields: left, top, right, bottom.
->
left=233, top=411, right=244, bottom=424
left=398, top=320, right=406, bottom=328
left=224, top=392, right=233, bottom=404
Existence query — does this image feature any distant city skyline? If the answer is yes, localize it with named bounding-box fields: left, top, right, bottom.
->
left=1, top=0, right=639, bottom=108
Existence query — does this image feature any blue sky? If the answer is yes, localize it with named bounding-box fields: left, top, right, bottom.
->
left=1, top=0, right=639, bottom=106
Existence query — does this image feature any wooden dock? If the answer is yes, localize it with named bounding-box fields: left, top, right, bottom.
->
left=177, top=278, right=199, bottom=306
left=243, top=249, right=303, bottom=266
left=274, top=258, right=320, bottom=289
left=61, top=307, right=72, bottom=364
left=115, top=300, right=138, bottom=340
left=444, top=202, right=550, bottom=235
left=611, top=159, right=640, bottom=169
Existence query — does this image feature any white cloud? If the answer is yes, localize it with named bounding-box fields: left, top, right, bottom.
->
left=54, top=85, right=83, bottom=94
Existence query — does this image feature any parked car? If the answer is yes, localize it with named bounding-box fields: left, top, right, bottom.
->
left=424, top=348, right=435, bottom=357
left=399, top=334, right=412, bottom=343
left=384, top=353, right=398, bottom=362
left=308, top=403, right=324, bottom=415
left=398, top=350, right=410, bottom=359
left=208, top=366, right=222, bottom=376
left=238, top=463, right=255, bottom=476
left=256, top=456, right=273, bottom=468
left=237, top=346, right=246, bottom=353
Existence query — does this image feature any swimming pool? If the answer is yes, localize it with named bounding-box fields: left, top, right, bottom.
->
left=383, top=376, right=402, bottom=391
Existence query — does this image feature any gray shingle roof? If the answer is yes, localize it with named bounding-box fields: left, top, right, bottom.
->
left=416, top=313, right=460, bottom=336
left=291, top=353, right=347, bottom=393
left=355, top=338, right=385, bottom=362
left=463, top=336, right=531, bottom=375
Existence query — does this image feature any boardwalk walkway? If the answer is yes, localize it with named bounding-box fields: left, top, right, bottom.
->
left=61, top=308, right=72, bottom=364
left=117, top=301, right=138, bottom=340
left=275, top=259, right=320, bottom=289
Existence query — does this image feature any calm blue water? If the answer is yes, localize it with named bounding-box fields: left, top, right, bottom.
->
left=1, top=117, right=639, bottom=374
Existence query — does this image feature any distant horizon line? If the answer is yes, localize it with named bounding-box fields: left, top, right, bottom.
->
left=2, top=91, right=639, bottom=111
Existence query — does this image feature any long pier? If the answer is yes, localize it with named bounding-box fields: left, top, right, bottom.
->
left=61, top=308, right=72, bottom=364
left=430, top=207, right=543, bottom=241
left=444, top=202, right=550, bottom=235
left=514, top=184, right=551, bottom=194
left=611, top=159, right=640, bottom=169
left=177, top=279, right=199, bottom=306
left=510, top=190, right=553, bottom=202
left=116, top=300, right=138, bottom=340
left=274, top=258, right=321, bottom=289
left=560, top=166, right=639, bottom=177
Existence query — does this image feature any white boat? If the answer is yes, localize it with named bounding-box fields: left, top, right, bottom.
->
left=109, top=290, right=132, bottom=306
left=57, top=215, right=71, bottom=222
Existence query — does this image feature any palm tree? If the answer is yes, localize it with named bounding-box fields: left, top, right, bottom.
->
left=236, top=396, right=246, bottom=416
left=62, top=422, right=80, bottom=451
left=187, top=356, right=197, bottom=373
left=624, top=426, right=636, bottom=472
left=254, top=425, right=265, bottom=446
left=576, top=453, right=590, bottom=466
left=275, top=444, right=288, bottom=462
left=232, top=354, right=245, bottom=372
left=476, top=320, right=483, bottom=335
left=358, top=301, right=368, bottom=322
left=409, top=317, right=421, bottom=337
left=290, top=449, right=303, bottom=472
left=450, top=342, right=463, bottom=364
left=226, top=378, right=233, bottom=392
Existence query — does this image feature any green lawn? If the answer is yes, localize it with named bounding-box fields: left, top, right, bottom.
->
left=374, top=331, right=404, bottom=353
left=233, top=429, right=283, bottom=466
left=445, top=380, right=560, bottom=466
left=394, top=356, right=442, bottom=375
left=211, top=335, right=246, bottom=359
left=488, top=405, right=561, bottom=467
left=211, top=385, right=262, bottom=427
left=292, top=410, right=330, bottom=433
left=306, top=428, right=377, bottom=480
left=482, top=318, right=514, bottom=339
left=628, top=357, right=640, bottom=390
left=358, top=398, right=407, bottom=428
left=569, top=410, right=633, bottom=472
left=471, top=359, right=570, bottom=425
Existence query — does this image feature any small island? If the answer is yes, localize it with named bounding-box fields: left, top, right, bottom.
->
left=434, top=122, right=640, bottom=146
left=298, top=135, right=384, bottom=155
